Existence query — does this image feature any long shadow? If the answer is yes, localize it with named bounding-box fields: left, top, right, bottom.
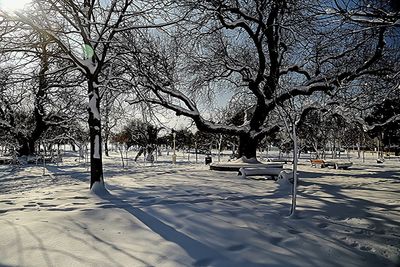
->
left=297, top=180, right=400, bottom=228
left=99, top=190, right=225, bottom=265
left=69, top=221, right=148, bottom=267
left=44, top=164, right=89, bottom=182
left=102, top=181, right=396, bottom=267
left=95, top=189, right=273, bottom=267
left=299, top=169, right=400, bottom=181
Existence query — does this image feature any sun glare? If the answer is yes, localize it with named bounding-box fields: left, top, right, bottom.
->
left=0, top=0, right=31, bottom=12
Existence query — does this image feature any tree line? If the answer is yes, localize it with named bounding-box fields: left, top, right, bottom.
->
left=0, top=0, right=399, bottom=189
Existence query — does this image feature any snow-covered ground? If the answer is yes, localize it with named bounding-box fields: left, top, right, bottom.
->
left=0, top=151, right=399, bottom=267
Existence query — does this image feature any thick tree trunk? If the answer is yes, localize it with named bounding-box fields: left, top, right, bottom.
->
left=17, top=137, right=31, bottom=156
left=17, top=40, right=49, bottom=157
left=88, top=80, right=104, bottom=189
left=238, top=135, right=258, bottom=158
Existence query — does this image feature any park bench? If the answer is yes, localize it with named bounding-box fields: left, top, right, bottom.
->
left=324, top=161, right=353, bottom=169
left=238, top=167, right=293, bottom=181
left=310, top=159, right=352, bottom=169
left=310, top=159, right=325, bottom=168
left=267, top=158, right=288, bottom=164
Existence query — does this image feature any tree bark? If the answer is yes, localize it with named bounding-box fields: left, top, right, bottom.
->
left=88, top=80, right=104, bottom=189
left=104, top=97, right=110, bottom=157
left=238, top=134, right=258, bottom=158
left=17, top=136, right=31, bottom=156
left=16, top=39, right=49, bottom=157
left=104, top=134, right=109, bottom=156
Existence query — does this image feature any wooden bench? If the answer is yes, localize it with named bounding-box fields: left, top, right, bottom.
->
left=238, top=167, right=293, bottom=181
left=310, top=159, right=352, bottom=169
left=310, top=159, right=325, bottom=168
left=324, top=161, right=353, bottom=169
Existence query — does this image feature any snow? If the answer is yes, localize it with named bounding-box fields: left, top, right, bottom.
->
left=232, top=156, right=262, bottom=164
left=325, top=8, right=336, bottom=15
left=90, top=181, right=108, bottom=196
left=93, top=135, right=100, bottom=159
left=77, top=58, right=97, bottom=75
left=0, top=151, right=399, bottom=267
left=88, top=91, right=101, bottom=120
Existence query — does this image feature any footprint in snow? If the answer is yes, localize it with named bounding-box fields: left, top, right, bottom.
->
left=227, top=244, right=246, bottom=251
left=72, top=202, right=86, bottom=205
left=37, top=203, right=57, bottom=208
left=359, top=246, right=372, bottom=251
left=81, top=208, right=94, bottom=212
left=72, top=196, right=89, bottom=200
left=48, top=207, right=77, bottom=211
left=138, top=196, right=155, bottom=200
left=99, top=204, right=115, bottom=209
left=193, top=258, right=213, bottom=267
left=269, top=237, right=283, bottom=245
left=95, top=202, right=108, bottom=205
left=23, top=204, right=37, bottom=207
left=354, top=229, right=365, bottom=234
left=175, top=223, right=184, bottom=230
left=287, top=229, right=302, bottom=234
left=375, top=229, right=385, bottom=235
left=349, top=242, right=358, bottom=248
left=318, top=222, right=328, bottom=229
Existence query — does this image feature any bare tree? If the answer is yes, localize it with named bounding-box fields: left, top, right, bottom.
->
left=116, top=0, right=396, bottom=159
left=0, top=25, right=82, bottom=156
left=1, top=0, right=179, bottom=189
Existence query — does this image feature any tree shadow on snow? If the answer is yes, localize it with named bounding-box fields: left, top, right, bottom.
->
left=95, top=183, right=286, bottom=267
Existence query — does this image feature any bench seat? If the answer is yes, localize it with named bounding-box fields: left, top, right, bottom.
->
left=238, top=167, right=293, bottom=180
left=324, top=161, right=353, bottom=169
left=310, top=159, right=352, bottom=169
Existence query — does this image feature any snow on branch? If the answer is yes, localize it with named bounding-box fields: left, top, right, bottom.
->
left=331, top=2, right=400, bottom=27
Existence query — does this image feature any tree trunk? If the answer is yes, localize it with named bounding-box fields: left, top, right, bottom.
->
left=238, top=135, right=258, bottom=158
left=104, top=99, right=110, bottom=157
left=16, top=40, right=49, bottom=157
left=88, top=80, right=104, bottom=189
left=290, top=124, right=299, bottom=217
left=217, top=134, right=222, bottom=162
left=135, top=147, right=145, bottom=161
left=104, top=134, right=109, bottom=157
left=17, top=137, right=31, bottom=156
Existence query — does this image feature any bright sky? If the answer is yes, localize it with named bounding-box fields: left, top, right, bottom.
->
left=0, top=0, right=31, bottom=12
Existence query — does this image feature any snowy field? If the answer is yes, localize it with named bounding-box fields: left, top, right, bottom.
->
left=0, top=151, right=399, bottom=267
